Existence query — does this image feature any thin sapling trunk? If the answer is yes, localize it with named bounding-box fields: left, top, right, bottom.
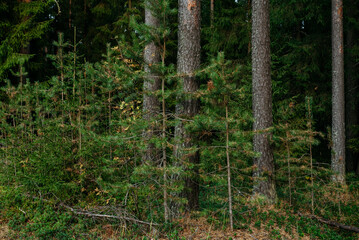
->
left=225, top=99, right=233, bottom=231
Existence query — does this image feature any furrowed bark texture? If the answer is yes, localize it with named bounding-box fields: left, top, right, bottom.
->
left=331, top=0, right=345, bottom=184
left=345, top=0, right=358, bottom=173
left=143, top=1, right=161, bottom=162
left=175, top=0, right=201, bottom=210
left=251, top=0, right=276, bottom=202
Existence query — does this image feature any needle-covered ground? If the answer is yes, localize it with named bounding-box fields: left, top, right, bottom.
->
left=1, top=186, right=358, bottom=240
left=2, top=209, right=357, bottom=239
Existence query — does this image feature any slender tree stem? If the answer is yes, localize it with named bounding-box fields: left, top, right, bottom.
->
left=73, top=27, right=76, bottom=97
left=285, top=123, right=292, bottom=206
left=162, top=74, right=168, bottom=223
left=162, top=24, right=169, bottom=222
left=109, top=91, right=112, bottom=160
left=307, top=97, right=314, bottom=215
left=225, top=101, right=233, bottom=231
left=59, top=33, right=65, bottom=124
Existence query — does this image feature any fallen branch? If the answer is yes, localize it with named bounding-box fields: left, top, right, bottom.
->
left=298, top=213, right=359, bottom=233
left=24, top=193, right=159, bottom=226
left=53, top=0, right=61, bottom=14
left=60, top=203, right=159, bottom=226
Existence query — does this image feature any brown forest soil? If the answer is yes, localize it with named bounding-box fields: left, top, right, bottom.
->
left=0, top=223, right=9, bottom=240
left=0, top=214, right=313, bottom=239
left=0, top=217, right=311, bottom=240
left=166, top=217, right=310, bottom=240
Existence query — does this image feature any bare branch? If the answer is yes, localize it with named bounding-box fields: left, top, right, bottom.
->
left=298, top=213, right=359, bottom=233
left=24, top=194, right=159, bottom=226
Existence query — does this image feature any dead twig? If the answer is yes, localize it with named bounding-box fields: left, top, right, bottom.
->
left=59, top=204, right=159, bottom=226
left=298, top=212, right=359, bottom=233
left=24, top=194, right=159, bottom=226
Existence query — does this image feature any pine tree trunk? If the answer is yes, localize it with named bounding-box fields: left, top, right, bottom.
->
left=175, top=0, right=201, bottom=210
left=345, top=0, right=358, bottom=173
left=143, top=0, right=161, bottom=162
left=331, top=0, right=345, bottom=184
left=251, top=0, right=276, bottom=202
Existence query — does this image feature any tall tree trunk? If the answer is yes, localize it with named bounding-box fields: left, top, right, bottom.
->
left=175, top=0, right=201, bottom=210
left=331, top=0, right=345, bottom=184
left=251, top=0, right=276, bottom=202
left=143, top=0, right=161, bottom=162
left=345, top=0, right=358, bottom=173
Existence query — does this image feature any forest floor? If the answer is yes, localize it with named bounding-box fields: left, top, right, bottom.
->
left=0, top=222, right=9, bottom=240
left=0, top=200, right=357, bottom=239
left=170, top=217, right=310, bottom=240
left=0, top=216, right=310, bottom=240
left=75, top=216, right=311, bottom=239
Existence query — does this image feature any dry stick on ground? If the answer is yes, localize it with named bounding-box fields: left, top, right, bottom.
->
left=298, top=213, right=359, bottom=233
left=60, top=204, right=160, bottom=226
left=23, top=194, right=159, bottom=226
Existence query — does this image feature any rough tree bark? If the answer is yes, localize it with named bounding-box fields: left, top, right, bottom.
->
left=143, top=0, right=161, bottom=162
left=331, top=0, right=345, bottom=184
left=175, top=0, right=201, bottom=210
left=251, top=0, right=276, bottom=202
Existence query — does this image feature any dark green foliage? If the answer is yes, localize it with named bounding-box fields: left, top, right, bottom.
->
left=0, top=0, right=52, bottom=78
left=202, top=0, right=251, bottom=61
left=0, top=0, right=359, bottom=239
left=194, top=53, right=254, bottom=214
